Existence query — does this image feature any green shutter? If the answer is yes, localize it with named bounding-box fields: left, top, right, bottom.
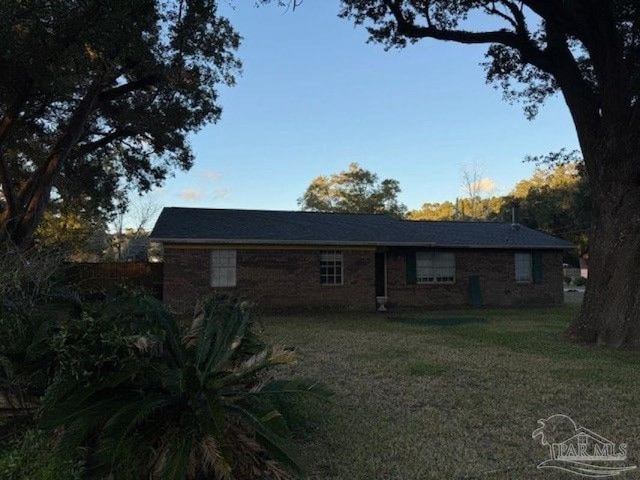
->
left=532, top=252, right=543, bottom=284
left=406, top=251, right=417, bottom=285
left=469, top=275, right=483, bottom=307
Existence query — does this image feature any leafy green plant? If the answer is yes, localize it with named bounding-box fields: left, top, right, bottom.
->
left=564, top=276, right=573, bottom=286
left=0, top=243, right=67, bottom=314
left=575, top=276, right=587, bottom=287
left=41, top=293, right=329, bottom=479
left=0, top=244, right=72, bottom=435
left=49, top=293, right=171, bottom=383
left=0, top=428, right=85, bottom=480
left=0, top=307, right=57, bottom=436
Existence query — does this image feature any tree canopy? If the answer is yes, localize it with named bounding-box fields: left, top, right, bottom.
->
left=336, top=1, right=640, bottom=345
left=0, top=0, right=240, bottom=247
left=408, top=154, right=591, bottom=263
left=501, top=158, right=591, bottom=263
left=34, top=209, right=108, bottom=262
left=409, top=201, right=457, bottom=221
left=409, top=197, right=504, bottom=221
left=299, top=163, right=407, bottom=217
left=339, top=1, right=640, bottom=127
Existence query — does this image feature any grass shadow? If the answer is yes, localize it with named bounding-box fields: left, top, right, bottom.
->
left=388, top=316, right=487, bottom=327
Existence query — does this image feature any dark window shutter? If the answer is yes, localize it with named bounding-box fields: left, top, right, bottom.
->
left=406, top=251, right=417, bottom=285
left=532, top=252, right=543, bottom=284
left=469, top=275, right=483, bottom=307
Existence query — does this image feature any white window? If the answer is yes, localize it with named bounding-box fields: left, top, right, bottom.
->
left=210, top=250, right=236, bottom=287
left=416, top=252, right=455, bottom=284
left=320, top=251, right=343, bottom=285
left=515, top=252, right=532, bottom=283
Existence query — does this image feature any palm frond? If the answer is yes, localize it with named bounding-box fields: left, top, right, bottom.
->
left=233, top=404, right=306, bottom=478
left=258, top=379, right=334, bottom=401
left=39, top=292, right=323, bottom=479
left=101, top=396, right=173, bottom=460
left=160, top=434, right=193, bottom=480
left=200, top=435, right=233, bottom=480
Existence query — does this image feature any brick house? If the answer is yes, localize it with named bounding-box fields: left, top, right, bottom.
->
left=150, top=207, right=573, bottom=313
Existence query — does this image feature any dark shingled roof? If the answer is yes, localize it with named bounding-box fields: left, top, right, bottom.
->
left=150, top=207, right=574, bottom=250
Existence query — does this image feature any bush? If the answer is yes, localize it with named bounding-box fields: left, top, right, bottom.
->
left=40, top=293, right=329, bottom=480
left=564, top=276, right=573, bottom=285
left=49, top=294, right=171, bottom=383
left=0, top=244, right=71, bottom=436
left=0, top=429, right=85, bottom=480
left=575, top=276, right=587, bottom=286
left=0, top=244, right=66, bottom=315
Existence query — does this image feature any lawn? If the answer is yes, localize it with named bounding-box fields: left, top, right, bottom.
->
left=262, top=305, right=640, bottom=480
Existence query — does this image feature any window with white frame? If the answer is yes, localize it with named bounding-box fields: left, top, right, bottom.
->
left=515, top=252, right=532, bottom=282
left=320, top=251, right=343, bottom=285
left=210, top=250, right=236, bottom=287
left=416, top=251, right=455, bottom=283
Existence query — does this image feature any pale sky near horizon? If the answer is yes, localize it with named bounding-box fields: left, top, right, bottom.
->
left=131, top=1, right=580, bottom=226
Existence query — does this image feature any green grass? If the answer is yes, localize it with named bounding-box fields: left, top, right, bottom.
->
left=262, top=305, right=640, bottom=479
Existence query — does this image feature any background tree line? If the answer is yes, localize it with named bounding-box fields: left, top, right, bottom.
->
left=299, top=155, right=590, bottom=266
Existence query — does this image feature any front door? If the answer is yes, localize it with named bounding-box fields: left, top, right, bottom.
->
left=375, top=252, right=386, bottom=297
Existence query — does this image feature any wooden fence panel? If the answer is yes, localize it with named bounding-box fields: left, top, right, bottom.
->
left=64, top=262, right=164, bottom=299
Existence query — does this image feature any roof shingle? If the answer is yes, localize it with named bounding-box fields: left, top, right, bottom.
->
left=150, top=207, right=574, bottom=249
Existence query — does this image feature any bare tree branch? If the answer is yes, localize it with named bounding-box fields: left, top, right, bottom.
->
left=484, top=2, right=519, bottom=30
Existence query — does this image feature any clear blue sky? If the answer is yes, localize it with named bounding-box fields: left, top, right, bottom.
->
left=140, top=1, right=579, bottom=221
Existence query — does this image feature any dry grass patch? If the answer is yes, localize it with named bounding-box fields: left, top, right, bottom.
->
left=262, top=306, right=640, bottom=480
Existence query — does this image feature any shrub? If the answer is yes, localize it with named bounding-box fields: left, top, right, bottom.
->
left=0, top=243, right=66, bottom=315
left=0, top=429, right=85, bottom=480
left=40, top=293, right=328, bottom=479
left=575, top=276, right=587, bottom=286
left=0, top=244, right=71, bottom=435
left=564, top=276, right=573, bottom=285
left=49, top=293, right=171, bottom=383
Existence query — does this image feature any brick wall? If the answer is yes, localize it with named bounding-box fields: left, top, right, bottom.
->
left=163, top=245, right=563, bottom=313
left=163, top=246, right=375, bottom=313
left=386, top=248, right=564, bottom=308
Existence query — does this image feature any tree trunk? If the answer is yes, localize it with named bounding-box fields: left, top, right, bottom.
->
left=0, top=74, right=105, bottom=248
left=570, top=147, right=640, bottom=346
left=0, top=89, right=31, bottom=232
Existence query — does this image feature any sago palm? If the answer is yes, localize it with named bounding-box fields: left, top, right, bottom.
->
left=41, top=293, right=328, bottom=479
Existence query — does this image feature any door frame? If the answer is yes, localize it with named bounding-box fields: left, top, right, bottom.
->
left=375, top=251, right=387, bottom=297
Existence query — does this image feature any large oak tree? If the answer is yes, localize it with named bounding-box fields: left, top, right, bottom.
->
left=338, top=0, right=640, bottom=346
left=0, top=0, right=240, bottom=247
left=299, top=163, right=407, bottom=217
